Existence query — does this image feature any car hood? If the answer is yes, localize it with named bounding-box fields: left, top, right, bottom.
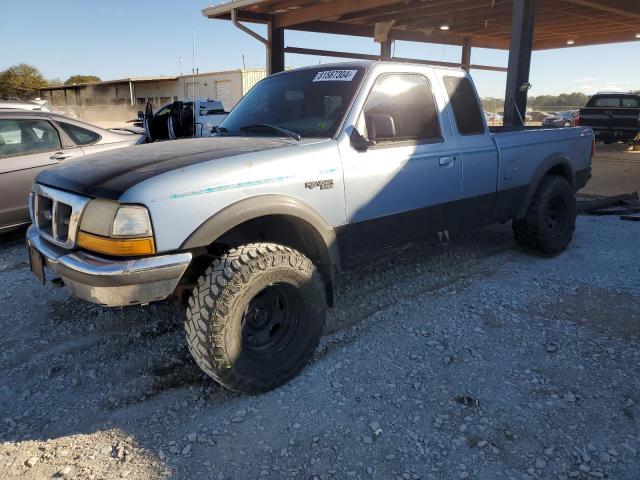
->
left=36, top=136, right=294, bottom=199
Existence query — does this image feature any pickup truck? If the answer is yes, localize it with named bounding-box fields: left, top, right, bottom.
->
left=578, top=92, right=640, bottom=143
left=26, top=61, right=594, bottom=394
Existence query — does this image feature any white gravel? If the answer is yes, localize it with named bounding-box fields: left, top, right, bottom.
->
left=0, top=215, right=638, bottom=479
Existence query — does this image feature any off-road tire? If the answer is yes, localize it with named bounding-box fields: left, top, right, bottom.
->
left=185, top=243, right=326, bottom=394
left=513, top=174, right=576, bottom=255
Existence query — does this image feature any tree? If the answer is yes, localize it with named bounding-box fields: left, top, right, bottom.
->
left=48, top=78, right=63, bottom=87
left=0, top=64, right=48, bottom=99
left=64, top=75, right=101, bottom=85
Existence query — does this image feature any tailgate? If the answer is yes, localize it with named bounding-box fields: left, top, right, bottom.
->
left=579, top=108, right=611, bottom=130
left=612, top=108, right=640, bottom=131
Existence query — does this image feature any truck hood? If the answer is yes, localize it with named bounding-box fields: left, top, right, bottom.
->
left=36, top=136, right=294, bottom=199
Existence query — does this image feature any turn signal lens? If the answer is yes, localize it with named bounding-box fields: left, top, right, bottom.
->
left=78, top=231, right=156, bottom=256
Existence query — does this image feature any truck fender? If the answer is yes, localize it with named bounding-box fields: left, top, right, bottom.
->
left=515, top=154, right=575, bottom=219
left=180, top=194, right=340, bottom=304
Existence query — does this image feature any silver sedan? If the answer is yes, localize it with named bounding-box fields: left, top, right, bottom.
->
left=0, top=109, right=145, bottom=232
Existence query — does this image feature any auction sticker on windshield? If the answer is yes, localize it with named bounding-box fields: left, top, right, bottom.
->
left=313, top=70, right=358, bottom=82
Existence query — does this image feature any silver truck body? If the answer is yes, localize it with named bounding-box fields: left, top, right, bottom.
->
left=27, top=61, right=593, bottom=307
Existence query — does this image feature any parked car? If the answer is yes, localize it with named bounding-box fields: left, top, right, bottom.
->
left=484, top=111, right=503, bottom=123
left=26, top=61, right=594, bottom=393
left=0, top=99, right=50, bottom=112
left=142, top=99, right=228, bottom=142
left=542, top=110, right=578, bottom=128
left=578, top=92, right=640, bottom=143
left=0, top=109, right=145, bottom=232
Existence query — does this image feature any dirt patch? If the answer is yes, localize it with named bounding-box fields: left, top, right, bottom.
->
left=543, top=286, right=640, bottom=339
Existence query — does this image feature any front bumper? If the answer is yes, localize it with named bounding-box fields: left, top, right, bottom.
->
left=27, top=226, right=192, bottom=307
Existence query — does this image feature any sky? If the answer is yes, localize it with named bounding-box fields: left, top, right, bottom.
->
left=1, top=0, right=638, bottom=99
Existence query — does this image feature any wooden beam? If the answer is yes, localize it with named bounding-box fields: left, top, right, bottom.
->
left=286, top=20, right=508, bottom=49
left=561, top=0, right=640, bottom=21
left=461, top=37, right=472, bottom=72
left=273, top=0, right=406, bottom=28
left=283, top=46, right=509, bottom=72
left=534, top=31, right=640, bottom=49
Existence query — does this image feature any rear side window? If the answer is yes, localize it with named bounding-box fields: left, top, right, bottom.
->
left=59, top=122, right=101, bottom=145
left=443, top=76, right=485, bottom=135
left=361, top=74, right=442, bottom=143
left=622, top=97, right=640, bottom=108
left=0, top=119, right=61, bottom=159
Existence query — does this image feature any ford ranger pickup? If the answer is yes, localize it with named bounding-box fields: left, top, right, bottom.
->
left=26, top=61, right=594, bottom=393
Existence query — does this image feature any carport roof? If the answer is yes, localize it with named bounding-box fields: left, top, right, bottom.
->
left=202, top=0, right=640, bottom=50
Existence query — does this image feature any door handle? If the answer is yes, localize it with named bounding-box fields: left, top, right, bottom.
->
left=50, top=152, right=73, bottom=161
left=439, top=156, right=454, bottom=166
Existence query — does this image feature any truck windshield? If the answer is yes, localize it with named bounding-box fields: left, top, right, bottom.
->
left=218, top=66, right=366, bottom=138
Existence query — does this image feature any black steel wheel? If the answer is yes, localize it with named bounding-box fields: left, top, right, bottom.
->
left=241, top=283, right=302, bottom=362
left=513, top=174, right=577, bottom=255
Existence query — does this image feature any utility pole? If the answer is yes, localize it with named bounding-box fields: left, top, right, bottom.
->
left=192, top=28, right=196, bottom=99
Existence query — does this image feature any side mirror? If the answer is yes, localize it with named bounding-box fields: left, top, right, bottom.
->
left=367, top=114, right=396, bottom=141
left=350, top=128, right=375, bottom=152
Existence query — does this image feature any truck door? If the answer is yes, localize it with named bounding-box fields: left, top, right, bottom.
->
left=440, top=74, right=499, bottom=229
left=338, top=72, right=462, bottom=259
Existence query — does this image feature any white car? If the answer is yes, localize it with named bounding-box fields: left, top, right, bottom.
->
left=0, top=109, right=145, bottom=232
left=0, top=99, right=50, bottom=112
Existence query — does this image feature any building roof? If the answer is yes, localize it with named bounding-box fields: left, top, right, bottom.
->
left=39, top=69, right=266, bottom=91
left=202, top=0, right=640, bottom=50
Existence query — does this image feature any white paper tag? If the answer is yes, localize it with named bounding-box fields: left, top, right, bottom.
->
left=312, top=70, right=358, bottom=82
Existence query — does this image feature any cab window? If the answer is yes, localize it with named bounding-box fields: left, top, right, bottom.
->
left=0, top=119, right=61, bottom=159
left=443, top=76, right=486, bottom=135
left=360, top=74, right=442, bottom=143
left=592, top=97, right=620, bottom=107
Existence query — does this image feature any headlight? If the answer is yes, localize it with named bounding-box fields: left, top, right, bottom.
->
left=112, top=206, right=153, bottom=237
left=78, top=201, right=155, bottom=256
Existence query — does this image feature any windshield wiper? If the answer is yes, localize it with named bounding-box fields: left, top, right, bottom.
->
left=212, top=126, right=228, bottom=135
left=239, top=123, right=302, bottom=141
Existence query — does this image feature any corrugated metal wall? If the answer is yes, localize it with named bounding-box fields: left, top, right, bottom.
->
left=241, top=70, right=267, bottom=96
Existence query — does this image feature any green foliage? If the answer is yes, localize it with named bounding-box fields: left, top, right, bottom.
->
left=481, top=92, right=592, bottom=111
left=0, top=64, right=48, bottom=99
left=529, top=92, right=590, bottom=108
left=64, top=75, right=101, bottom=85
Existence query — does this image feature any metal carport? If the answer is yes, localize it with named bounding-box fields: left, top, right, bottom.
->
left=203, top=0, right=640, bottom=126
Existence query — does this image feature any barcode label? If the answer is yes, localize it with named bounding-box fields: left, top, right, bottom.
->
left=312, top=70, right=358, bottom=82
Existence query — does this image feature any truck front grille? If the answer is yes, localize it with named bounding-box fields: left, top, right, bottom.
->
left=30, top=184, right=90, bottom=249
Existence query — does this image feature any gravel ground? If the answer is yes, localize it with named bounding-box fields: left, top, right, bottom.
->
left=1, top=215, right=638, bottom=480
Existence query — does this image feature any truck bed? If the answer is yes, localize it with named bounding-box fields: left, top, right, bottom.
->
left=491, top=126, right=594, bottom=192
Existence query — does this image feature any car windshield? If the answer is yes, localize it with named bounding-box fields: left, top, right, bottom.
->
left=218, top=66, right=366, bottom=138
left=557, top=111, right=573, bottom=117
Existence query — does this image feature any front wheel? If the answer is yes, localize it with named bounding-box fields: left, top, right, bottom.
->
left=513, top=175, right=576, bottom=255
left=185, top=243, right=326, bottom=394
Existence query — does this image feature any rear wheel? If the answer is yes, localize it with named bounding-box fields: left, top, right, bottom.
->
left=185, top=243, right=326, bottom=394
left=513, top=175, right=576, bottom=255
